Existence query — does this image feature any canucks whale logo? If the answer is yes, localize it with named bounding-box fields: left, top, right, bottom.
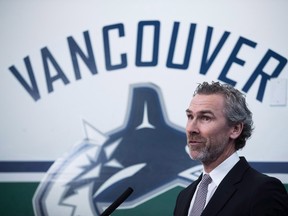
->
left=33, top=83, right=201, bottom=215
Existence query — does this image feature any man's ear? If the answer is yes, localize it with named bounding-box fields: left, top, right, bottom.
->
left=230, top=122, right=244, bottom=139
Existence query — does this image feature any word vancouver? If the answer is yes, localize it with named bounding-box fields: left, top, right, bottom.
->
left=9, top=20, right=287, bottom=102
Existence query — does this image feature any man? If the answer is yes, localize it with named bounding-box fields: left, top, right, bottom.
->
left=174, top=81, right=288, bottom=216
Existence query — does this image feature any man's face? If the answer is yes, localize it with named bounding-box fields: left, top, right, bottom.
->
left=186, top=94, right=234, bottom=164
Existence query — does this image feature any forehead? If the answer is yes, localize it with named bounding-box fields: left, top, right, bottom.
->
left=187, top=94, right=226, bottom=114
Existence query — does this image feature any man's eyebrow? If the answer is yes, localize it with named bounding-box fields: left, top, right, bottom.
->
left=185, top=109, right=215, bottom=116
left=199, top=110, right=214, bottom=115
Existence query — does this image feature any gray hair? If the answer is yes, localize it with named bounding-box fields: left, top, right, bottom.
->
left=193, top=81, right=254, bottom=150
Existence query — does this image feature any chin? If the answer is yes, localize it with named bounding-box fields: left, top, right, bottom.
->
left=189, top=151, right=202, bottom=161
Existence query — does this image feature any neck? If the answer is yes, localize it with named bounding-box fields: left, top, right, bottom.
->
left=203, top=145, right=236, bottom=173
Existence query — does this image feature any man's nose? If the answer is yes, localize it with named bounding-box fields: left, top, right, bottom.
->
left=186, top=119, right=199, bottom=134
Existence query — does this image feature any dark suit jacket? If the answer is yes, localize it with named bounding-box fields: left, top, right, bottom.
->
left=174, top=157, right=288, bottom=216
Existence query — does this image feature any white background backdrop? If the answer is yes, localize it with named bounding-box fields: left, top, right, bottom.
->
left=1, top=0, right=288, bottom=163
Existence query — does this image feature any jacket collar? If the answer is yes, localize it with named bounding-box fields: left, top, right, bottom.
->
left=201, top=157, right=250, bottom=216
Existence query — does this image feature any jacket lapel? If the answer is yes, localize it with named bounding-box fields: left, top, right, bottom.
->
left=201, top=157, right=250, bottom=216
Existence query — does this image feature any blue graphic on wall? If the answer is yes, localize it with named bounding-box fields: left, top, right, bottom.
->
left=33, top=83, right=200, bottom=215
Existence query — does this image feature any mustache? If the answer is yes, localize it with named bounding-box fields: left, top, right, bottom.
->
left=187, top=134, right=206, bottom=142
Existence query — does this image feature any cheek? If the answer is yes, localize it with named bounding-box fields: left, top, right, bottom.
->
left=200, top=125, right=230, bottom=141
left=209, top=128, right=231, bottom=145
left=199, top=125, right=217, bottom=137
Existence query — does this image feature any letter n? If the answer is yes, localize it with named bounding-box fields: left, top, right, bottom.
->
left=67, top=31, right=97, bottom=80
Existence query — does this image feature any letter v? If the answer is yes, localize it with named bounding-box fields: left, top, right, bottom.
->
left=200, top=27, right=230, bottom=75
left=9, top=56, right=40, bottom=101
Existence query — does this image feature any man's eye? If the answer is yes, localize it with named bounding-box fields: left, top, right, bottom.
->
left=187, top=114, right=193, bottom=119
left=201, top=116, right=211, bottom=121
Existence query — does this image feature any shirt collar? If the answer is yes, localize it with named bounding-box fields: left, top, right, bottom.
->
left=204, top=152, right=240, bottom=187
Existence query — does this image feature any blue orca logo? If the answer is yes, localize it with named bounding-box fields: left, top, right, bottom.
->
left=33, top=83, right=200, bottom=215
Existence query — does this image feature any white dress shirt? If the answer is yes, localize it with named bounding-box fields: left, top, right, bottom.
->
left=188, top=152, right=240, bottom=215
